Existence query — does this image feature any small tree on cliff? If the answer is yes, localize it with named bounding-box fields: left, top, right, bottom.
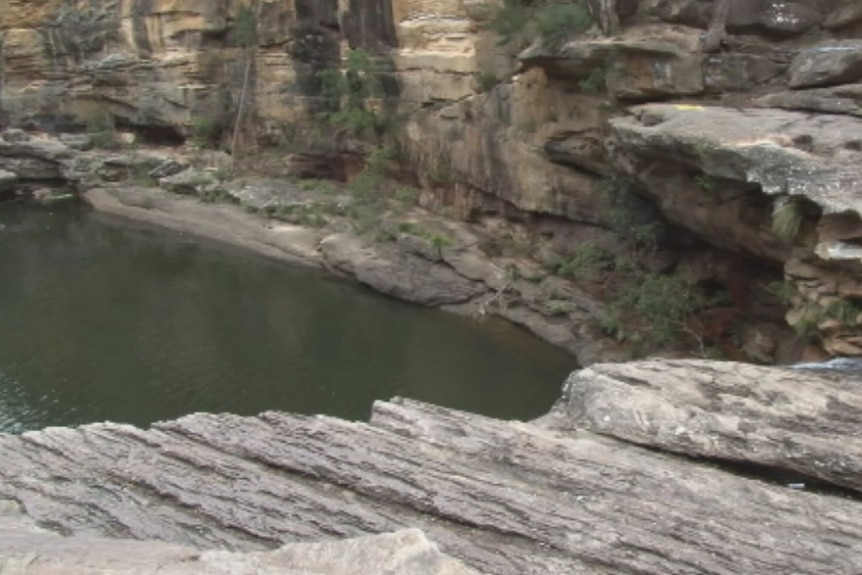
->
left=230, top=2, right=262, bottom=155
left=316, top=48, right=397, bottom=145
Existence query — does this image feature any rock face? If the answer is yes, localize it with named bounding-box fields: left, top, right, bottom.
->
left=4, top=0, right=862, bottom=358
left=2, top=359, right=862, bottom=574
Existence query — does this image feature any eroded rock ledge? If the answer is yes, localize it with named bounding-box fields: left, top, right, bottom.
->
left=2, top=359, right=862, bottom=574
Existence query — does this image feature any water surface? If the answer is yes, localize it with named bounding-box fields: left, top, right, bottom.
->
left=0, top=202, right=576, bottom=433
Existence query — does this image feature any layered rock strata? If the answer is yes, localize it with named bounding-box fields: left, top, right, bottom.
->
left=2, top=359, right=862, bottom=574
left=4, top=0, right=862, bottom=358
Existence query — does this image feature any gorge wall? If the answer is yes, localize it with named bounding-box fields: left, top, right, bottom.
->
left=3, top=0, right=862, bottom=362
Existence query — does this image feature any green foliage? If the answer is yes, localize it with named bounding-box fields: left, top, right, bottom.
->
left=826, top=299, right=862, bottom=324
left=695, top=173, right=718, bottom=193
left=476, top=71, right=500, bottom=93
left=789, top=305, right=820, bottom=336
left=397, top=222, right=453, bottom=257
left=600, top=177, right=661, bottom=252
left=393, top=185, right=420, bottom=204
left=233, top=4, right=258, bottom=48
left=86, top=116, right=121, bottom=149
left=487, top=0, right=530, bottom=44
left=765, top=280, right=797, bottom=303
left=342, top=145, right=400, bottom=233
left=578, top=67, right=607, bottom=93
left=771, top=197, right=803, bottom=244
left=788, top=298, right=862, bottom=336
left=317, top=48, right=395, bottom=142
left=428, top=156, right=454, bottom=185
left=557, top=243, right=610, bottom=281
left=296, top=179, right=336, bottom=195
left=543, top=300, right=572, bottom=316
left=273, top=203, right=330, bottom=228
left=546, top=177, right=724, bottom=352
left=485, top=0, right=591, bottom=47
left=617, top=273, right=699, bottom=347
left=630, top=222, right=660, bottom=253
left=200, top=187, right=238, bottom=204
left=534, top=1, right=592, bottom=48
left=191, top=116, right=223, bottom=148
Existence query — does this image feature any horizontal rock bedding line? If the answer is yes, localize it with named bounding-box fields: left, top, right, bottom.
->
left=2, top=359, right=862, bottom=574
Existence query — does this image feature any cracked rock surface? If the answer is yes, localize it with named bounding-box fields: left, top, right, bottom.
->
left=2, top=359, right=862, bottom=574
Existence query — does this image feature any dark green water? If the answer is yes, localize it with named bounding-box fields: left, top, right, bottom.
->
left=0, top=202, right=575, bottom=433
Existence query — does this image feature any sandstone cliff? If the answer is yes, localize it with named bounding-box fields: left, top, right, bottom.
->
left=3, top=0, right=862, bottom=360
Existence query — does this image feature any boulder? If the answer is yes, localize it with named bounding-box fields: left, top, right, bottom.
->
left=789, top=41, right=862, bottom=89
left=556, top=358, right=862, bottom=493
left=320, top=233, right=487, bottom=306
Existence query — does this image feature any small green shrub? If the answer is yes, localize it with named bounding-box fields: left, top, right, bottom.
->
left=428, top=156, right=454, bottom=185
left=695, top=173, right=718, bottom=193
left=191, top=116, right=223, bottom=148
left=487, top=0, right=530, bottom=44
left=233, top=4, right=258, bottom=48
left=86, top=116, right=121, bottom=149
left=199, top=187, right=237, bottom=204
left=765, top=280, right=797, bottom=303
left=771, top=197, right=803, bottom=244
left=578, top=67, right=607, bottom=93
left=535, top=1, right=592, bottom=48
left=316, top=48, right=398, bottom=143
left=826, top=299, right=862, bottom=324
left=476, top=71, right=500, bottom=93
left=628, top=273, right=698, bottom=347
left=297, top=179, right=322, bottom=191
left=393, top=185, right=420, bottom=204
left=557, top=243, right=609, bottom=281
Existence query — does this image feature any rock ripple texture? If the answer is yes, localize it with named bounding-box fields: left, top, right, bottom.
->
left=2, top=360, right=862, bottom=574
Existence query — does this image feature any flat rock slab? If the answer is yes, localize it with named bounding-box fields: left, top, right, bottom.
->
left=755, top=83, right=862, bottom=117
left=0, top=516, right=480, bottom=575
left=83, top=187, right=324, bottom=267
left=2, top=391, right=862, bottom=574
left=554, top=358, right=862, bottom=494
left=320, top=233, right=487, bottom=306
left=610, top=104, right=862, bottom=215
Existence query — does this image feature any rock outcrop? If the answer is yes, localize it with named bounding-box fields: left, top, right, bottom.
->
left=554, top=358, right=862, bottom=493
left=2, top=359, right=862, bottom=574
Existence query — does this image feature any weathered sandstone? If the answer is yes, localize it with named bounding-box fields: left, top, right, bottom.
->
left=2, top=359, right=862, bottom=574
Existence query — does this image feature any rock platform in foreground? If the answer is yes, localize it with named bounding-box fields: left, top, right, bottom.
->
left=2, top=359, right=862, bottom=574
left=554, top=358, right=862, bottom=494
left=0, top=512, right=478, bottom=575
